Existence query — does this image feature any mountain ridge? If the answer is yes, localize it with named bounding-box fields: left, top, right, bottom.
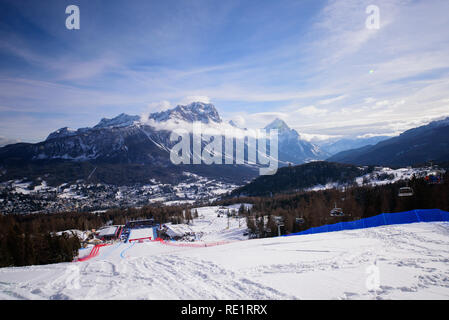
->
left=3, top=103, right=447, bottom=185
left=264, top=118, right=328, bottom=164
left=327, top=116, right=449, bottom=167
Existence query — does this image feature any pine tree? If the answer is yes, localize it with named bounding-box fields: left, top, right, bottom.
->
left=238, top=204, right=245, bottom=216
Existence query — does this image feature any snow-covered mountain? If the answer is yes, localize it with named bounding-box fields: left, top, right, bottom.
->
left=149, top=102, right=221, bottom=124
left=93, top=113, right=140, bottom=129
left=328, top=116, right=449, bottom=166
left=45, top=127, right=79, bottom=141
left=3, top=103, right=447, bottom=185
left=318, top=135, right=391, bottom=156
left=0, top=103, right=330, bottom=186
left=0, top=102, right=259, bottom=185
left=264, top=118, right=328, bottom=164
left=22, top=102, right=226, bottom=163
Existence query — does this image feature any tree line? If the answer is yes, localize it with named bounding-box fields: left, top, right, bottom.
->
left=220, top=173, right=449, bottom=238
left=0, top=204, right=190, bottom=268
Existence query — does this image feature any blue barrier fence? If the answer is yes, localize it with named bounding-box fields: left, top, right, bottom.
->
left=284, top=209, right=449, bottom=237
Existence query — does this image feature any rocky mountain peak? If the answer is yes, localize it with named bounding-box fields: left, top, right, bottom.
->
left=149, top=102, right=222, bottom=124
left=46, top=127, right=77, bottom=141
left=265, top=118, right=293, bottom=132
left=94, top=113, right=140, bottom=129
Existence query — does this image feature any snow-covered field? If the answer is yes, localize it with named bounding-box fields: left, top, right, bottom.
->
left=184, top=205, right=252, bottom=242
left=0, top=206, right=448, bottom=300
left=305, top=166, right=440, bottom=192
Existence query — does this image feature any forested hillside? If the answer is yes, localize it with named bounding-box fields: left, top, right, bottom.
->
left=221, top=172, right=449, bottom=238
left=232, top=161, right=369, bottom=196
left=0, top=205, right=189, bottom=267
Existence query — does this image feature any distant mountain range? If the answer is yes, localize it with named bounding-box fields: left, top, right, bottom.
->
left=327, top=117, right=449, bottom=167
left=1, top=102, right=448, bottom=186
left=0, top=103, right=252, bottom=185
left=0, top=102, right=328, bottom=185
left=0, top=137, right=19, bottom=148
left=318, top=136, right=390, bottom=156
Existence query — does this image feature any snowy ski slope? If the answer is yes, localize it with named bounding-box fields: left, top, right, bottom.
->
left=0, top=206, right=448, bottom=300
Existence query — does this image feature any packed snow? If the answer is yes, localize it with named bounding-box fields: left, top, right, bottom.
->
left=0, top=206, right=448, bottom=300
left=128, top=228, right=156, bottom=241
left=306, top=166, right=439, bottom=191
left=97, top=226, right=119, bottom=237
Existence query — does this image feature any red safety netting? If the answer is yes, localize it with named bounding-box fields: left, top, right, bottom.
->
left=154, top=238, right=233, bottom=247
left=76, top=243, right=112, bottom=262
left=129, top=237, right=152, bottom=243
left=74, top=238, right=235, bottom=262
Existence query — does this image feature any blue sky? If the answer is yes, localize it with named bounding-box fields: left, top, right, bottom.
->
left=1, top=0, right=449, bottom=144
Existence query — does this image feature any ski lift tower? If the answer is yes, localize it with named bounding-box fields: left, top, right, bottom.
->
left=274, top=216, right=284, bottom=237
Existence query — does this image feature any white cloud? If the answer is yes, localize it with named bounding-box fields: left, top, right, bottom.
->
left=371, top=100, right=390, bottom=109
left=356, top=132, right=398, bottom=139
left=296, top=105, right=328, bottom=116
left=298, top=133, right=343, bottom=142
left=139, top=115, right=262, bottom=139
left=319, top=94, right=348, bottom=105
left=232, top=115, right=246, bottom=127
left=140, top=100, right=172, bottom=123
left=0, top=136, right=20, bottom=147
left=179, top=96, right=211, bottom=105
left=2, top=0, right=449, bottom=143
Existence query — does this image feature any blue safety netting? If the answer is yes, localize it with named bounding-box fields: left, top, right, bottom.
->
left=328, top=222, right=343, bottom=232
left=284, top=209, right=449, bottom=237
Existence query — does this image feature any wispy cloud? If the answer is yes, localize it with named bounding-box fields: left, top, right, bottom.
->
left=0, top=136, right=20, bottom=147
left=319, top=94, right=348, bottom=105
left=296, top=105, right=328, bottom=116
left=0, top=0, right=449, bottom=142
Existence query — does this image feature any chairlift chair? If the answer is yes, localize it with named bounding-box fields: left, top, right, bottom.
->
left=330, top=203, right=344, bottom=216
left=398, top=186, right=414, bottom=197
left=295, top=217, right=305, bottom=224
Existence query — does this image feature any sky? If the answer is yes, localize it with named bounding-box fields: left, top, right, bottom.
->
left=0, top=0, right=449, bottom=145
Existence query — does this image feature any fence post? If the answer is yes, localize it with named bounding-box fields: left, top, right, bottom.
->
left=382, top=213, right=387, bottom=225
left=414, top=210, right=421, bottom=222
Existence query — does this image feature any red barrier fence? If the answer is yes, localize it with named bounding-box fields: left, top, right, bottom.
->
left=74, top=238, right=234, bottom=262
left=154, top=238, right=233, bottom=248
left=129, top=237, right=152, bottom=243
left=76, top=243, right=112, bottom=262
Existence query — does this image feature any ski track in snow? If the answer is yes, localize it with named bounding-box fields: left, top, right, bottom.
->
left=0, top=206, right=449, bottom=300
